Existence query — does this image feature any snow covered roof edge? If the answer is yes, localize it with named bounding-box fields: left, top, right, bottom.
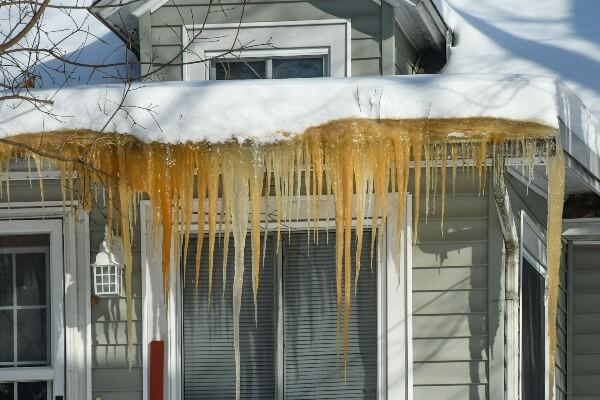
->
left=0, top=74, right=596, bottom=149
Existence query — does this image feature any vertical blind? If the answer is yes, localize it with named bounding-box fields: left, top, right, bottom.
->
left=283, top=231, right=377, bottom=399
left=183, top=234, right=276, bottom=400
left=183, top=229, right=377, bottom=399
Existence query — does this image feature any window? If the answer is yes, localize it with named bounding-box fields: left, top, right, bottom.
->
left=211, top=56, right=327, bottom=80
left=183, top=20, right=350, bottom=80
left=521, top=257, right=546, bottom=400
left=0, top=221, right=65, bottom=400
left=181, top=229, right=377, bottom=399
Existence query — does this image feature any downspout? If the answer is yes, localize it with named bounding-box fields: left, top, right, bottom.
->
left=493, top=166, right=521, bottom=400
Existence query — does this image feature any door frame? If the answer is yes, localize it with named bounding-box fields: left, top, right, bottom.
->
left=0, top=204, right=90, bottom=400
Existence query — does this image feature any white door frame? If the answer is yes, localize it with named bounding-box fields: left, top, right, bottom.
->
left=0, top=205, right=90, bottom=400
left=141, top=194, right=413, bottom=400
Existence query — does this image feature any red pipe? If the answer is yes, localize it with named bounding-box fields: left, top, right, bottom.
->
left=150, top=340, right=165, bottom=400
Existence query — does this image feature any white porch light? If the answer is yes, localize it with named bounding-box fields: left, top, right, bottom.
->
left=92, top=227, right=125, bottom=297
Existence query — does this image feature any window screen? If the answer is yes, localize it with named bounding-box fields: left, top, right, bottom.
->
left=283, top=230, right=377, bottom=399
left=183, top=234, right=276, bottom=400
left=521, top=258, right=545, bottom=400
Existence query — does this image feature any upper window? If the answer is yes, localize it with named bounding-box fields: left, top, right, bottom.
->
left=212, top=56, right=327, bottom=80
left=183, top=20, right=349, bottom=80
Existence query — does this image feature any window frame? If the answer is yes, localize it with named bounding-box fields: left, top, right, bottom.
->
left=208, top=52, right=329, bottom=80
left=0, top=219, right=63, bottom=400
left=141, top=194, right=413, bottom=400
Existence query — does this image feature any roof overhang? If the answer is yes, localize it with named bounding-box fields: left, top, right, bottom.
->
left=380, top=0, right=451, bottom=71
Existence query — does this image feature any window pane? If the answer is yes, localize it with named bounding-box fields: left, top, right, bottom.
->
left=273, top=58, right=324, bottom=79
left=0, top=383, right=13, bottom=400
left=0, top=310, right=13, bottom=363
left=17, top=309, right=47, bottom=364
left=16, top=253, right=47, bottom=306
left=215, top=61, right=266, bottom=80
left=17, top=381, right=46, bottom=400
left=522, top=259, right=545, bottom=400
left=183, top=234, right=275, bottom=399
left=283, top=230, right=377, bottom=399
left=0, top=254, right=12, bottom=306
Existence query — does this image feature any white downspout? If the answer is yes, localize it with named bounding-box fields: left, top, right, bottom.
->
left=493, top=167, right=521, bottom=400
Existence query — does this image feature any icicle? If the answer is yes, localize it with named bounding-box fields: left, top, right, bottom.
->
left=0, top=117, right=561, bottom=400
left=250, top=147, right=264, bottom=324
left=229, top=146, right=250, bottom=400
left=546, top=140, right=565, bottom=400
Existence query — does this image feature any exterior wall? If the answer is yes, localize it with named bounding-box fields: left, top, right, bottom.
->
left=411, top=171, right=491, bottom=399
left=89, top=206, right=144, bottom=400
left=557, top=253, right=568, bottom=400
left=146, top=0, right=384, bottom=81
left=571, top=243, right=600, bottom=400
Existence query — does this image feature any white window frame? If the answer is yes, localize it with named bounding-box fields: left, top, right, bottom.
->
left=181, top=19, right=352, bottom=81
left=141, top=194, right=413, bottom=400
left=519, top=210, right=550, bottom=400
left=207, top=49, right=330, bottom=80
left=0, top=203, right=91, bottom=400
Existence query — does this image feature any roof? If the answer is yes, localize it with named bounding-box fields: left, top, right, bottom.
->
left=0, top=74, right=586, bottom=144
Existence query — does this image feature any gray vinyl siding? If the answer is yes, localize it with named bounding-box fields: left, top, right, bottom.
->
left=571, top=243, right=600, bottom=400
left=411, top=171, right=490, bottom=399
left=148, top=0, right=383, bottom=81
left=556, top=254, right=568, bottom=400
left=89, top=205, right=144, bottom=400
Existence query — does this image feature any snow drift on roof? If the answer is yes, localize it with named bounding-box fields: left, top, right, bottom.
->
left=0, top=74, right=583, bottom=144
left=436, top=0, right=600, bottom=120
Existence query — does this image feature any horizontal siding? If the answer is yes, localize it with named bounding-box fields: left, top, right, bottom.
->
left=556, top=252, right=568, bottom=397
left=412, top=170, right=489, bottom=399
left=149, top=1, right=383, bottom=79
left=572, top=243, right=600, bottom=397
left=89, top=206, right=144, bottom=399
left=414, top=385, right=487, bottom=399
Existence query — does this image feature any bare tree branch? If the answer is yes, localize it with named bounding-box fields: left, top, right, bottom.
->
left=0, top=0, right=49, bottom=52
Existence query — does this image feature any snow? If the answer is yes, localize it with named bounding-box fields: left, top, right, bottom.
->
left=0, top=74, right=573, bottom=144
left=0, top=0, right=134, bottom=87
left=435, top=0, right=600, bottom=120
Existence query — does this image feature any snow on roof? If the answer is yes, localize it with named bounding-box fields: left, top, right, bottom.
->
left=436, top=0, right=600, bottom=120
left=0, top=74, right=577, bottom=144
